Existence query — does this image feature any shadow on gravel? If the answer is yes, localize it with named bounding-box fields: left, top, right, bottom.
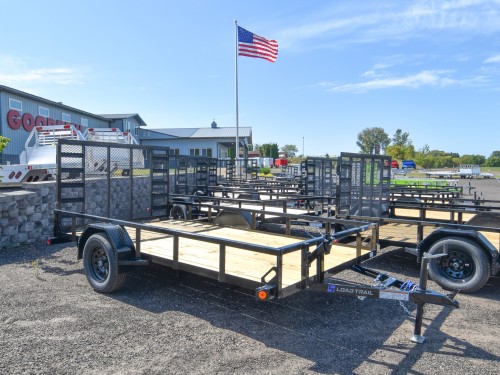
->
left=0, top=243, right=70, bottom=266
left=6, top=243, right=497, bottom=373
left=99, top=253, right=499, bottom=374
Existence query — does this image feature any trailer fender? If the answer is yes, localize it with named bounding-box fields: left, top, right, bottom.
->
left=418, top=228, right=497, bottom=261
left=77, top=223, right=135, bottom=261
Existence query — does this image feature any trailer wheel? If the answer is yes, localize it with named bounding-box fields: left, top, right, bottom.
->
left=427, top=237, right=490, bottom=293
left=171, top=204, right=188, bottom=220
left=83, top=233, right=126, bottom=293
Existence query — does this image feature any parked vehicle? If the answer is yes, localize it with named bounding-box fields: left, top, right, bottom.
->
left=402, top=160, right=416, bottom=169
left=274, top=157, right=288, bottom=167
left=0, top=125, right=85, bottom=184
left=0, top=126, right=141, bottom=185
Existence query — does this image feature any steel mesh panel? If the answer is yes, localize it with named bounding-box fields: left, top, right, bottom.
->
left=57, top=140, right=170, bottom=229
left=300, top=157, right=338, bottom=197
left=337, top=153, right=391, bottom=217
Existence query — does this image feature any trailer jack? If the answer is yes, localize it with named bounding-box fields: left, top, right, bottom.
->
left=309, top=252, right=458, bottom=343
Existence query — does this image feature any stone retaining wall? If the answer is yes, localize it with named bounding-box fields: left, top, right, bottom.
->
left=0, top=182, right=56, bottom=249
left=0, top=176, right=162, bottom=249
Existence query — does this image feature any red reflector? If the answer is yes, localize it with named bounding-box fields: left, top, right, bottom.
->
left=257, top=290, right=268, bottom=300
left=8, top=172, right=15, bottom=179
left=15, top=171, right=22, bottom=179
left=111, top=128, right=117, bottom=131
left=333, top=239, right=339, bottom=244
left=64, top=125, right=70, bottom=129
left=123, top=132, right=128, bottom=135
left=88, top=128, right=94, bottom=131
left=47, top=239, right=51, bottom=245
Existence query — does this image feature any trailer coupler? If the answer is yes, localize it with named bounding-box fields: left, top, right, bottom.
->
left=310, top=256, right=459, bottom=343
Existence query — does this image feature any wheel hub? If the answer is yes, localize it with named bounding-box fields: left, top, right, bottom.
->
left=441, top=250, right=473, bottom=280
left=91, top=248, right=109, bottom=281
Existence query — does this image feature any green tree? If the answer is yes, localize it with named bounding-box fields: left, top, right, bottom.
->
left=392, top=129, right=411, bottom=146
left=485, top=151, right=500, bottom=167
left=270, top=143, right=279, bottom=159
left=385, top=144, right=415, bottom=161
left=0, top=136, right=9, bottom=153
left=259, top=143, right=279, bottom=159
left=281, top=144, right=298, bottom=158
left=356, top=127, right=390, bottom=154
left=459, top=154, right=486, bottom=166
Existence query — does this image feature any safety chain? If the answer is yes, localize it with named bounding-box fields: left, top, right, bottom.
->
left=372, top=278, right=419, bottom=317
left=399, top=300, right=417, bottom=317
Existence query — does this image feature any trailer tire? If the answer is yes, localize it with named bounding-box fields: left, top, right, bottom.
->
left=83, top=233, right=126, bottom=293
left=427, top=237, right=490, bottom=293
left=171, top=204, right=188, bottom=220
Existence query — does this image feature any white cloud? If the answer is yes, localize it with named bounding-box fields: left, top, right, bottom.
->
left=484, top=54, right=500, bottom=63
left=280, top=0, right=500, bottom=50
left=324, top=70, right=457, bottom=93
left=0, top=55, right=83, bottom=85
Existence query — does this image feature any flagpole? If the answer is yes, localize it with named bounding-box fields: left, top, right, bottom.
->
left=234, top=19, right=240, bottom=177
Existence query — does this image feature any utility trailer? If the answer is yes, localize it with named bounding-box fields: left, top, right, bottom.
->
left=0, top=124, right=85, bottom=184
left=52, top=140, right=458, bottom=343
left=335, top=153, right=500, bottom=293
left=0, top=125, right=143, bottom=185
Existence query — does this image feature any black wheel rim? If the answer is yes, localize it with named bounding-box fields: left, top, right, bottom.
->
left=172, top=207, right=185, bottom=219
left=90, top=246, right=109, bottom=282
left=439, top=249, right=474, bottom=280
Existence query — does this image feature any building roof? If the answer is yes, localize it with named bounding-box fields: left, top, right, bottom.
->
left=0, top=84, right=110, bottom=121
left=147, top=126, right=252, bottom=139
left=99, top=113, right=147, bottom=127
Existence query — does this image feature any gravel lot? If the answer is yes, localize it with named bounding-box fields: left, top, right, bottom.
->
left=1, top=178, right=499, bottom=375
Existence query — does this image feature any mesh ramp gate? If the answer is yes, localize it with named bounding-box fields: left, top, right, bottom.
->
left=56, top=139, right=169, bottom=232
left=336, top=153, right=391, bottom=218
left=300, top=157, right=337, bottom=197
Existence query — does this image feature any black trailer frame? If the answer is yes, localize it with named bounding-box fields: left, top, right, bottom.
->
left=52, top=140, right=459, bottom=343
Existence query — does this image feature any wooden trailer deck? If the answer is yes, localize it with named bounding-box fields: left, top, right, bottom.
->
left=124, top=220, right=371, bottom=289
left=393, top=207, right=477, bottom=222
left=384, top=209, right=500, bottom=250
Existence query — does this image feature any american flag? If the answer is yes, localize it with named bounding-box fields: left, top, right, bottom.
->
left=238, top=26, right=278, bottom=63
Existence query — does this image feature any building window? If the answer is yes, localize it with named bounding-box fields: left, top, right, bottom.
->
left=9, top=98, right=22, bottom=111
left=124, top=120, right=130, bottom=132
left=39, top=107, right=50, bottom=117
left=190, top=148, right=212, bottom=157
left=170, top=148, right=180, bottom=155
left=62, top=113, right=71, bottom=123
left=135, top=127, right=139, bottom=136
left=81, top=118, right=88, bottom=127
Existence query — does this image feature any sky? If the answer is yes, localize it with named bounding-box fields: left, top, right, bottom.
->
left=1, top=0, right=500, bottom=158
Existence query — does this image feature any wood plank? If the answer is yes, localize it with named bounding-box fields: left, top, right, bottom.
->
left=394, top=208, right=476, bottom=222
left=480, top=231, right=500, bottom=250
left=124, top=220, right=368, bottom=288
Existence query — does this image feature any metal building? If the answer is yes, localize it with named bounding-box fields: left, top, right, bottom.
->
left=1, top=85, right=253, bottom=165
left=140, top=120, right=253, bottom=158
left=0, top=85, right=145, bottom=164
